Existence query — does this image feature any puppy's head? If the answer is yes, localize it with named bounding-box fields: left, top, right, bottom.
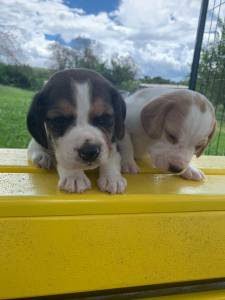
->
left=27, top=69, right=126, bottom=170
left=141, top=89, right=216, bottom=174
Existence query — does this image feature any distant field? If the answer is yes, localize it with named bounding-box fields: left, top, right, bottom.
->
left=0, top=85, right=34, bottom=148
left=0, top=84, right=224, bottom=155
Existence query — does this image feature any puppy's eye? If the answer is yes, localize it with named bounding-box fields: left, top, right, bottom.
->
left=166, top=131, right=178, bottom=144
left=48, top=115, right=74, bottom=125
left=92, top=114, right=114, bottom=128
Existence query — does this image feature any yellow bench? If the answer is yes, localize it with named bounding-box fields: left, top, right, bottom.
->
left=1, top=149, right=225, bottom=299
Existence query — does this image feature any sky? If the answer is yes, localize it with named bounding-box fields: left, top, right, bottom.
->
left=66, top=0, right=120, bottom=15
left=0, top=0, right=202, bottom=81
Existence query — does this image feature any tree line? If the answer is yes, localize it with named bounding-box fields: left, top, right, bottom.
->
left=0, top=44, right=140, bottom=91
left=0, top=30, right=179, bottom=92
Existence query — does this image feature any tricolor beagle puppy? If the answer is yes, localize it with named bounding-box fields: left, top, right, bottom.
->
left=27, top=69, right=127, bottom=194
left=119, top=87, right=216, bottom=180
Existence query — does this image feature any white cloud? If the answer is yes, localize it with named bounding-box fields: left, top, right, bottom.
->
left=0, top=0, right=202, bottom=80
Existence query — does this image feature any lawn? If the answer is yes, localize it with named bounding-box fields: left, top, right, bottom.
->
left=206, top=122, right=225, bottom=155
left=0, top=84, right=224, bottom=155
left=0, top=84, right=34, bottom=148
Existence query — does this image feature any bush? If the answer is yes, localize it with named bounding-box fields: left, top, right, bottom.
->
left=0, top=63, right=52, bottom=90
left=120, top=80, right=140, bottom=92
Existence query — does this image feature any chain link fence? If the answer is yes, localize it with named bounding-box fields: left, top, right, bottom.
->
left=191, top=0, right=225, bottom=155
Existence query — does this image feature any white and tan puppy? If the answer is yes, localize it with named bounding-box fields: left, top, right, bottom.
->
left=27, top=68, right=127, bottom=194
left=119, top=87, right=216, bottom=180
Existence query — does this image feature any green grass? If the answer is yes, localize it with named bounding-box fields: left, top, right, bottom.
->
left=0, top=84, right=34, bottom=148
left=0, top=84, right=224, bottom=155
left=206, top=122, right=225, bottom=155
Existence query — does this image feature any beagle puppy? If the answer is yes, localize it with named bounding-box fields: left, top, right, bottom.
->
left=27, top=68, right=127, bottom=194
left=119, top=87, right=216, bottom=180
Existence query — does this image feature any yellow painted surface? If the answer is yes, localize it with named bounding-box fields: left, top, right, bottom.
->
left=1, top=213, right=225, bottom=299
left=1, top=148, right=225, bottom=174
left=1, top=172, right=225, bottom=217
left=0, top=149, right=225, bottom=299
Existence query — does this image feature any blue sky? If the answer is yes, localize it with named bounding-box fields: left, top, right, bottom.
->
left=65, top=0, right=119, bottom=14
left=1, top=0, right=202, bottom=81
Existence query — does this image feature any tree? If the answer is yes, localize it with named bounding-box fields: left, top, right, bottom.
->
left=110, top=54, right=137, bottom=86
left=141, top=75, right=174, bottom=84
left=48, top=41, right=138, bottom=90
left=76, top=47, right=110, bottom=77
left=198, top=19, right=225, bottom=106
left=49, top=42, right=80, bottom=70
left=0, top=29, right=23, bottom=64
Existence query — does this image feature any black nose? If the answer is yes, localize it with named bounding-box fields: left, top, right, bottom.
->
left=168, top=164, right=183, bottom=173
left=78, top=144, right=100, bottom=162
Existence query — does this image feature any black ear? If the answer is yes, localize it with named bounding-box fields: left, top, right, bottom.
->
left=27, top=91, right=48, bottom=148
left=111, top=88, right=126, bottom=141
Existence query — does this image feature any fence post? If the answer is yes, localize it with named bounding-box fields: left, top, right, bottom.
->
left=189, top=0, right=209, bottom=90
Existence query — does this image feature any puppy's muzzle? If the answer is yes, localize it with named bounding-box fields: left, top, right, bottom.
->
left=168, top=164, right=183, bottom=174
left=78, top=143, right=101, bottom=163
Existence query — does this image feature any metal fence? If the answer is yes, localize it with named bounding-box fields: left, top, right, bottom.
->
left=190, top=0, right=225, bottom=155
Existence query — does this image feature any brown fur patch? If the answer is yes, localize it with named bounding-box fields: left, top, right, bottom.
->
left=47, top=100, right=76, bottom=118
left=193, top=93, right=207, bottom=113
left=141, top=90, right=191, bottom=139
left=195, top=120, right=217, bottom=157
left=89, top=97, right=113, bottom=117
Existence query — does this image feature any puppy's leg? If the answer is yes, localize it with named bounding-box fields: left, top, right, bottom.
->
left=180, top=164, right=205, bottom=181
left=98, top=144, right=127, bottom=194
left=27, top=138, right=53, bottom=169
left=118, top=130, right=139, bottom=174
left=58, top=165, right=91, bottom=193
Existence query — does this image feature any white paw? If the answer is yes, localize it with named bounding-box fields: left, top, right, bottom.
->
left=59, top=173, right=91, bottom=193
left=180, top=166, right=205, bottom=181
left=98, top=175, right=127, bottom=194
left=121, top=160, right=139, bottom=174
left=31, top=151, right=53, bottom=169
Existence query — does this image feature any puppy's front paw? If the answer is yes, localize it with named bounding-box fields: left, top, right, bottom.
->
left=98, top=175, right=127, bottom=194
left=59, top=173, right=91, bottom=193
left=31, top=151, right=53, bottom=169
left=181, top=165, right=205, bottom=181
left=121, top=159, right=139, bottom=174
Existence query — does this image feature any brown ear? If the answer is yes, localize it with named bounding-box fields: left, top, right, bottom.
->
left=141, top=96, right=175, bottom=139
left=27, top=91, right=48, bottom=148
left=196, top=120, right=217, bottom=157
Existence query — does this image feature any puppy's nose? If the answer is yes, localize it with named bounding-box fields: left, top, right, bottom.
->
left=168, top=164, right=183, bottom=173
left=78, top=144, right=100, bottom=162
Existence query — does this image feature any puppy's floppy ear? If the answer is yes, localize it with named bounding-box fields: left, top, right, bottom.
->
left=141, top=96, right=175, bottom=139
left=27, top=91, right=48, bottom=149
left=111, top=87, right=126, bottom=141
left=196, top=120, right=217, bottom=157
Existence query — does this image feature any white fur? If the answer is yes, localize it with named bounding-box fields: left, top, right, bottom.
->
left=55, top=125, right=109, bottom=171
left=119, top=130, right=139, bottom=174
left=58, top=166, right=91, bottom=193
left=120, top=87, right=215, bottom=181
left=181, top=164, right=205, bottom=181
left=98, top=144, right=127, bottom=194
left=75, top=81, right=90, bottom=125
left=27, top=139, right=54, bottom=169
